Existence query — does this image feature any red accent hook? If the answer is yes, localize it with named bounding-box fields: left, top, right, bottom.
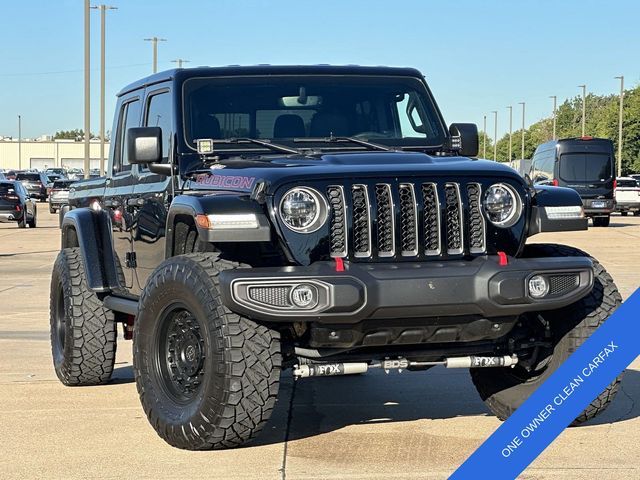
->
left=497, top=251, right=508, bottom=266
left=335, top=257, right=345, bottom=272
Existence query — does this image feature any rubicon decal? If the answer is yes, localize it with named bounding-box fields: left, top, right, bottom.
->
left=195, top=174, right=256, bottom=190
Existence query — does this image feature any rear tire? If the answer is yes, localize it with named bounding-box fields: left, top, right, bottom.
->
left=49, top=248, right=117, bottom=385
left=471, top=243, right=621, bottom=425
left=28, top=207, right=36, bottom=228
left=133, top=253, right=281, bottom=450
left=49, top=205, right=56, bottom=214
left=592, top=215, right=610, bottom=227
left=620, top=211, right=628, bottom=217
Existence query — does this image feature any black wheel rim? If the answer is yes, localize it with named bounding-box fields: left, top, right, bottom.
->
left=155, top=305, right=206, bottom=403
left=52, top=283, right=66, bottom=361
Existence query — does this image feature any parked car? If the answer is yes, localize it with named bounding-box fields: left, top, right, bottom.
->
left=45, top=167, right=68, bottom=178
left=530, top=137, right=616, bottom=227
left=52, top=65, right=620, bottom=451
left=0, top=172, right=6, bottom=181
left=0, top=180, right=37, bottom=228
left=45, top=174, right=66, bottom=197
left=615, top=177, right=640, bottom=216
left=67, top=168, right=84, bottom=180
left=5, top=170, right=17, bottom=180
left=629, top=173, right=640, bottom=183
left=48, top=179, right=75, bottom=213
left=16, top=171, right=49, bottom=201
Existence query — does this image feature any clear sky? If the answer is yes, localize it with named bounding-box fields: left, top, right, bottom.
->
left=1, top=0, right=638, bottom=140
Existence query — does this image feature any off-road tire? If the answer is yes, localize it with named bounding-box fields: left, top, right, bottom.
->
left=49, top=248, right=117, bottom=385
left=593, top=216, right=610, bottom=227
left=471, top=243, right=622, bottom=425
left=133, top=253, right=281, bottom=450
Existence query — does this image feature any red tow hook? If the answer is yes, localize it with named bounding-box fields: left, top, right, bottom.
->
left=335, top=257, right=345, bottom=272
left=497, top=251, right=508, bottom=266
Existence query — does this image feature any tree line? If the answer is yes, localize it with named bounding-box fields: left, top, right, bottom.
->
left=479, top=84, right=640, bottom=175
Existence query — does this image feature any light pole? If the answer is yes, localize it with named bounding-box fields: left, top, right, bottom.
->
left=578, top=85, right=586, bottom=137
left=84, top=0, right=91, bottom=179
left=92, top=5, right=117, bottom=177
left=144, top=37, right=167, bottom=73
left=549, top=95, right=557, bottom=140
left=615, top=76, right=624, bottom=177
left=492, top=110, right=498, bottom=161
left=518, top=102, right=525, bottom=159
left=172, top=59, right=190, bottom=68
left=506, top=105, right=513, bottom=162
left=18, top=115, right=22, bottom=170
left=483, top=114, right=487, bottom=158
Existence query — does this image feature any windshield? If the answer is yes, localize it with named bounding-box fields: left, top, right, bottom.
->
left=183, top=75, right=446, bottom=152
left=559, top=153, right=612, bottom=183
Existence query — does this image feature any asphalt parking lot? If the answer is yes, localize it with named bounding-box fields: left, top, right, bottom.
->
left=0, top=211, right=638, bottom=479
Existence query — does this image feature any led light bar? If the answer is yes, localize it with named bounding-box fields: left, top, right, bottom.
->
left=206, top=213, right=260, bottom=229
left=544, top=205, right=584, bottom=220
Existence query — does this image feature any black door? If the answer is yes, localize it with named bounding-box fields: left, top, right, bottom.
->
left=104, top=96, right=142, bottom=294
left=131, top=87, right=174, bottom=295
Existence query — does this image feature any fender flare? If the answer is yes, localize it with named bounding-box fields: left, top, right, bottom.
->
left=528, top=185, right=588, bottom=236
left=166, top=193, right=272, bottom=256
left=61, top=208, right=120, bottom=292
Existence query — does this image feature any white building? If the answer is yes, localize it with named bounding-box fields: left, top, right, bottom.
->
left=0, top=139, right=111, bottom=171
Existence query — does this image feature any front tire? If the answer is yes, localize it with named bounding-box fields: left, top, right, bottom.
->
left=49, top=248, right=117, bottom=385
left=471, top=243, right=621, bottom=425
left=133, top=253, right=281, bottom=450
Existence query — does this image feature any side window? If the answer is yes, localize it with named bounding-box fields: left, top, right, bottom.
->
left=144, top=91, right=172, bottom=163
left=113, top=99, right=141, bottom=174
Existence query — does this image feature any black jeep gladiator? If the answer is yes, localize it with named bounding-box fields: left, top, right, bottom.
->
left=51, top=65, right=621, bottom=450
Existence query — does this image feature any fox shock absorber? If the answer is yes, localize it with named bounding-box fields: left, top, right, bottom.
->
left=293, top=355, right=519, bottom=378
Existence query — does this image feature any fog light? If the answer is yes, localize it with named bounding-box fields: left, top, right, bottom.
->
left=528, top=275, right=549, bottom=298
left=290, top=284, right=317, bottom=308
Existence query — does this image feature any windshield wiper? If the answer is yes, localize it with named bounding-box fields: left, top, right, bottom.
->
left=213, top=137, right=302, bottom=155
left=294, top=136, right=392, bottom=151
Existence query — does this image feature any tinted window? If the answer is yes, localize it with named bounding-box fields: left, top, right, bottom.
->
left=113, top=99, right=141, bottom=173
left=617, top=179, right=637, bottom=188
left=183, top=76, right=445, bottom=150
left=559, top=153, right=612, bottom=182
left=0, top=183, right=17, bottom=195
left=145, top=91, right=172, bottom=162
left=53, top=180, right=74, bottom=188
left=16, top=173, right=41, bottom=182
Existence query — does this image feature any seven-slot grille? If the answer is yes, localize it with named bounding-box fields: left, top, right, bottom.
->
left=328, top=181, right=487, bottom=260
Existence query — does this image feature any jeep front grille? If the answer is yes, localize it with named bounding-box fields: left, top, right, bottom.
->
left=328, top=181, right=487, bottom=260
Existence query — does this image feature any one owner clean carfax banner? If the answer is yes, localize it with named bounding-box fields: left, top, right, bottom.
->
left=451, top=288, right=640, bottom=480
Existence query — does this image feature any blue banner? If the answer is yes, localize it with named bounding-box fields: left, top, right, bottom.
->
left=451, top=288, right=640, bottom=480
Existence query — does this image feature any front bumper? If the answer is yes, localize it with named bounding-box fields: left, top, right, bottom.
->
left=219, top=256, right=594, bottom=324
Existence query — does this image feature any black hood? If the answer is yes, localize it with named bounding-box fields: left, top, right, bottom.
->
left=187, top=151, right=525, bottom=194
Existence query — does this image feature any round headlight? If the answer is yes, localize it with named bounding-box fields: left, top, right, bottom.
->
left=279, top=187, right=328, bottom=233
left=483, top=183, right=522, bottom=227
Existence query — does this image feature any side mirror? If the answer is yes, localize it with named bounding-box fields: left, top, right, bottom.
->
left=127, top=127, right=162, bottom=165
left=449, top=123, right=479, bottom=157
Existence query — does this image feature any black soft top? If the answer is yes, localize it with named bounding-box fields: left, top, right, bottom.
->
left=117, top=65, right=425, bottom=97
